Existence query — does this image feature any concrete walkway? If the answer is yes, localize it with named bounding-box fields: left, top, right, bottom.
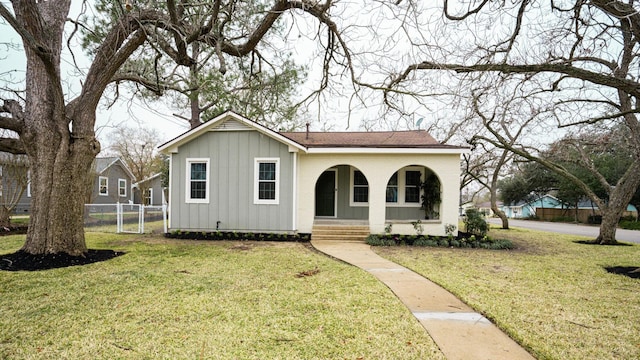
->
left=311, top=240, right=535, bottom=360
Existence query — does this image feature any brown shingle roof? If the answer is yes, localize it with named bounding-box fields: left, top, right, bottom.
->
left=280, top=130, right=453, bottom=148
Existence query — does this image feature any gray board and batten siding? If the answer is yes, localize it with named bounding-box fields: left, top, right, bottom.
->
left=170, top=125, right=295, bottom=232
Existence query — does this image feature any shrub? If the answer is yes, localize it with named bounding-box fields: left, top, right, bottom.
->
left=464, top=208, right=489, bottom=237
left=619, top=220, right=640, bottom=230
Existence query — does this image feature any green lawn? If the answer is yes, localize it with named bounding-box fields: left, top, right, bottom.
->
left=373, top=226, right=640, bottom=360
left=0, top=233, right=443, bottom=360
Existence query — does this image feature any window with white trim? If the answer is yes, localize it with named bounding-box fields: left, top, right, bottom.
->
left=385, top=168, right=426, bottom=206
left=144, top=188, right=153, bottom=206
left=405, top=170, right=422, bottom=203
left=98, top=176, right=108, bottom=196
left=186, top=158, right=209, bottom=203
left=351, top=169, right=369, bottom=205
left=118, top=179, right=127, bottom=197
left=254, top=158, right=279, bottom=204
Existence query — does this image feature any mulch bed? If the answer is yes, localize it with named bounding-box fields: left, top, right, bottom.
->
left=0, top=249, right=125, bottom=271
left=604, top=266, right=640, bottom=279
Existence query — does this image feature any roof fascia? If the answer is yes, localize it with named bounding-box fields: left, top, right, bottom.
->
left=303, top=147, right=469, bottom=155
left=158, top=111, right=306, bottom=153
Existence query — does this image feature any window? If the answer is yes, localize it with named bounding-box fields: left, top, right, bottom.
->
left=118, top=179, right=127, bottom=197
left=386, top=172, right=398, bottom=203
left=98, top=176, right=108, bottom=196
left=386, top=168, right=426, bottom=206
left=186, top=158, right=209, bottom=203
left=351, top=169, right=369, bottom=204
left=27, top=170, right=31, bottom=197
left=405, top=170, right=422, bottom=203
left=144, top=188, right=153, bottom=206
left=254, top=158, right=279, bottom=204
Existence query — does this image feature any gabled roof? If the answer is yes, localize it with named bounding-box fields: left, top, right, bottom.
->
left=158, top=110, right=467, bottom=155
left=158, top=111, right=306, bottom=153
left=95, top=157, right=135, bottom=180
left=132, top=173, right=162, bottom=188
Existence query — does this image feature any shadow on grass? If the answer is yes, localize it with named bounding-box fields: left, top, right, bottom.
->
left=0, top=249, right=125, bottom=271
left=604, top=266, right=640, bottom=279
left=573, top=240, right=633, bottom=246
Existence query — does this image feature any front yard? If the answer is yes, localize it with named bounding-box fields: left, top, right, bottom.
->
left=374, top=226, right=640, bottom=360
left=1, top=226, right=638, bottom=359
left=0, top=233, right=442, bottom=360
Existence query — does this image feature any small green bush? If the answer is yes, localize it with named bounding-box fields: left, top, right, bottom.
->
left=619, top=220, right=640, bottom=230
left=464, top=209, right=489, bottom=237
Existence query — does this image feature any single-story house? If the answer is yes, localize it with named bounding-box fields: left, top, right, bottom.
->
left=158, top=111, right=467, bottom=236
left=89, top=157, right=136, bottom=205
left=5, top=156, right=135, bottom=214
left=503, top=194, right=638, bottom=221
left=132, top=173, right=166, bottom=206
left=476, top=201, right=503, bottom=217
left=502, top=194, right=562, bottom=219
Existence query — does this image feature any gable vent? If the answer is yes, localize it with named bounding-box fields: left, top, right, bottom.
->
left=213, top=119, right=252, bottom=131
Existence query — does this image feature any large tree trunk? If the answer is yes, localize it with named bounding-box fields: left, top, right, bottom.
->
left=595, top=160, right=640, bottom=244
left=15, top=0, right=99, bottom=256
left=490, top=189, right=509, bottom=229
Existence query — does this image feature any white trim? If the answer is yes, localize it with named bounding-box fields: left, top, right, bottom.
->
left=158, top=111, right=306, bottom=154
left=253, top=158, right=280, bottom=205
left=385, top=167, right=425, bottom=207
left=306, top=147, right=467, bottom=154
left=292, top=152, right=297, bottom=230
left=118, top=178, right=127, bottom=197
left=185, top=158, right=210, bottom=204
left=98, top=176, right=109, bottom=196
left=316, top=169, right=338, bottom=218
left=349, top=167, right=369, bottom=207
left=27, top=170, right=31, bottom=197
left=145, top=188, right=153, bottom=206
left=167, top=157, right=172, bottom=227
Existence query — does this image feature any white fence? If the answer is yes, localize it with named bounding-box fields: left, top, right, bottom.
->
left=84, top=203, right=167, bottom=234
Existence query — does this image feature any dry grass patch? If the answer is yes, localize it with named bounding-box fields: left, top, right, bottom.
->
left=374, top=225, right=640, bottom=360
left=1, top=233, right=444, bottom=359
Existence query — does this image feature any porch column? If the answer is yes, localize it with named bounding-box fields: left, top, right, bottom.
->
left=368, top=176, right=387, bottom=234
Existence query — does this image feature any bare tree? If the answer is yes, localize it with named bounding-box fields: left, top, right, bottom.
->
left=0, top=0, right=352, bottom=256
left=387, top=1, right=640, bottom=244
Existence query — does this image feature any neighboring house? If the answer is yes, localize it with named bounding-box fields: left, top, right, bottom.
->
left=459, top=201, right=474, bottom=216
left=132, top=173, right=166, bottom=206
left=90, top=157, right=135, bottom=205
left=502, top=194, right=562, bottom=218
left=502, top=194, right=638, bottom=221
left=159, top=111, right=467, bottom=236
left=0, top=154, right=31, bottom=215
left=476, top=201, right=503, bottom=217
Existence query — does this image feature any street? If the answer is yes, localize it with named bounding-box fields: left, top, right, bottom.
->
left=487, top=218, right=640, bottom=244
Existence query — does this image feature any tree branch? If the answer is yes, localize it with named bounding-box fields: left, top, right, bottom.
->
left=390, top=61, right=640, bottom=98
left=0, top=100, right=24, bottom=133
left=0, top=138, right=25, bottom=155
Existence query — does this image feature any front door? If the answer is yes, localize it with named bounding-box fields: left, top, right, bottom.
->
left=315, top=170, right=336, bottom=217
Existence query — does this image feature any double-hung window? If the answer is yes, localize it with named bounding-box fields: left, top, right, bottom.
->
left=254, top=158, right=279, bottom=204
left=351, top=169, right=369, bottom=205
left=118, top=179, right=127, bottom=197
left=98, top=176, right=108, bottom=196
left=186, top=158, right=209, bottom=203
left=404, top=170, right=422, bottom=203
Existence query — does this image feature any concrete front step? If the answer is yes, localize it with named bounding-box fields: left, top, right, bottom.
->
left=312, top=224, right=370, bottom=242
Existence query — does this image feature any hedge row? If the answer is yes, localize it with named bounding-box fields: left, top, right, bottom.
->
left=366, top=234, right=514, bottom=250
left=165, top=230, right=311, bottom=242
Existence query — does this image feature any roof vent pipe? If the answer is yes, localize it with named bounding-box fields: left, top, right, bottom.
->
left=306, top=123, right=310, bottom=139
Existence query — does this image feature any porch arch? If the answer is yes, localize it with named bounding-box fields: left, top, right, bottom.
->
left=384, top=165, right=442, bottom=221
left=296, top=153, right=460, bottom=235
left=313, top=164, right=370, bottom=220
